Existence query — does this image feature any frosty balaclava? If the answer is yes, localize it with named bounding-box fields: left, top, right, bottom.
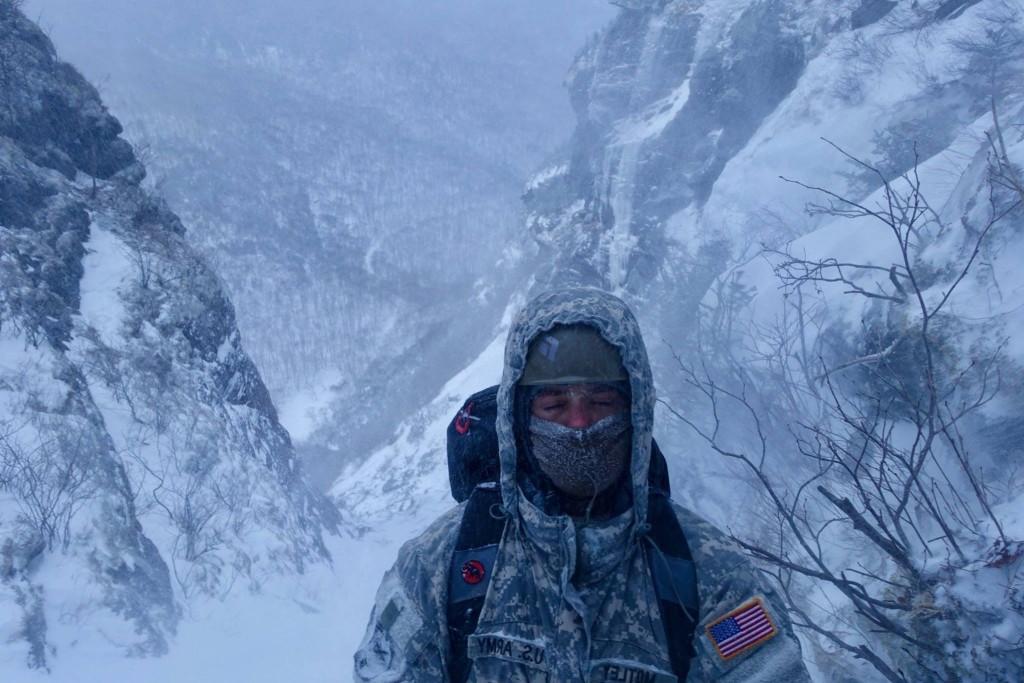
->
left=518, top=323, right=633, bottom=505
left=528, top=411, right=631, bottom=499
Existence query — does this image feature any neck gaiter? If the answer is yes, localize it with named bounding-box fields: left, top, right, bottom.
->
left=528, top=412, right=631, bottom=500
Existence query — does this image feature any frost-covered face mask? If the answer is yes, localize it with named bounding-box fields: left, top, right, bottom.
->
left=528, top=412, right=631, bottom=500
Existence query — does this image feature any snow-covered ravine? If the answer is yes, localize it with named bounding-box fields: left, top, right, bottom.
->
left=4, top=0, right=1023, bottom=680
left=330, top=297, right=519, bottom=529
left=24, top=0, right=618, bottom=494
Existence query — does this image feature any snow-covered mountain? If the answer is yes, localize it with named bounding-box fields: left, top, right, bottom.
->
left=26, top=0, right=617, bottom=488
left=337, top=1, right=1024, bottom=680
left=0, top=4, right=336, bottom=673
left=5, top=0, right=1022, bottom=680
left=502, top=0, right=1024, bottom=509
left=341, top=0, right=1024, bottom=521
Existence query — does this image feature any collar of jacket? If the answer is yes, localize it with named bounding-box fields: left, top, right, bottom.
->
left=496, top=288, right=656, bottom=545
left=514, top=484, right=635, bottom=586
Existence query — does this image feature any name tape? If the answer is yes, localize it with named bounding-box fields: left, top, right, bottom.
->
left=468, top=633, right=548, bottom=670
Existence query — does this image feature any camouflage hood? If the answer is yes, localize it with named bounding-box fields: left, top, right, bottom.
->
left=496, top=288, right=655, bottom=531
left=355, top=288, right=812, bottom=682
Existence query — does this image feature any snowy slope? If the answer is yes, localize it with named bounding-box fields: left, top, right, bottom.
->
left=343, top=0, right=1024, bottom=535
left=331, top=294, right=523, bottom=529
left=329, top=1, right=1024, bottom=680
left=26, top=0, right=617, bottom=489
left=0, top=5, right=337, bottom=675
left=3, top=0, right=1021, bottom=680
left=692, top=101, right=1024, bottom=680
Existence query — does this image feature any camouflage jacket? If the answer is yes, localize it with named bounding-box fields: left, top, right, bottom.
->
left=354, top=289, right=811, bottom=682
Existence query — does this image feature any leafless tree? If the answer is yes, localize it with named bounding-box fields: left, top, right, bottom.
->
left=0, top=420, right=97, bottom=551
left=0, top=39, right=17, bottom=127
left=667, top=134, right=1022, bottom=681
left=118, top=399, right=258, bottom=600
left=120, top=420, right=223, bottom=598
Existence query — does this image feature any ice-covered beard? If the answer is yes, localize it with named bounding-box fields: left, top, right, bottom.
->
left=528, top=413, right=631, bottom=500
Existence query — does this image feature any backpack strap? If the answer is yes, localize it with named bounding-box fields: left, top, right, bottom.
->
left=446, top=483, right=506, bottom=683
left=645, top=492, right=700, bottom=682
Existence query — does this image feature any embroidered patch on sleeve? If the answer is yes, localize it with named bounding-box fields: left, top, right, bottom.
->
left=705, top=597, right=778, bottom=661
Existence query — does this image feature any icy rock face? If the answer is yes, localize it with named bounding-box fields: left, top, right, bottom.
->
left=516, top=1, right=1024, bottom=680
left=338, top=1, right=1022, bottom=677
left=524, top=0, right=1003, bottom=338
left=24, top=0, right=616, bottom=487
left=528, top=0, right=807, bottom=296
left=0, top=4, right=335, bottom=669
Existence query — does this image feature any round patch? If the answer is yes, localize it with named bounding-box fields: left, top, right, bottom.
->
left=454, top=401, right=474, bottom=435
left=461, top=559, right=486, bottom=585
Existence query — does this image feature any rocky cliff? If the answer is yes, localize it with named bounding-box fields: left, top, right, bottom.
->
left=338, top=2, right=1023, bottom=680
left=526, top=0, right=1002, bottom=336
left=0, top=3, right=337, bottom=670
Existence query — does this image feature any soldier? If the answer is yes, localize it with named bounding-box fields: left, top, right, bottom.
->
left=354, top=288, right=811, bottom=682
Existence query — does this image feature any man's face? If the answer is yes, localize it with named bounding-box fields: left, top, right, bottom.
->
left=530, top=383, right=629, bottom=429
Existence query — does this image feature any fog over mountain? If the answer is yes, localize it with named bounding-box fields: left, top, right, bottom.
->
left=337, top=1, right=1024, bottom=680
left=26, top=0, right=616, bottom=486
left=2, top=0, right=1022, bottom=681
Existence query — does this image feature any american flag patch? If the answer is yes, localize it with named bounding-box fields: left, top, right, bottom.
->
left=705, top=597, right=778, bottom=661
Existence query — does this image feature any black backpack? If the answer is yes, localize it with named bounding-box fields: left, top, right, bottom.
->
left=444, top=385, right=699, bottom=682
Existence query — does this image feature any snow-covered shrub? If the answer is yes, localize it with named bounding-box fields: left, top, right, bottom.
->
left=675, top=118, right=1024, bottom=681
